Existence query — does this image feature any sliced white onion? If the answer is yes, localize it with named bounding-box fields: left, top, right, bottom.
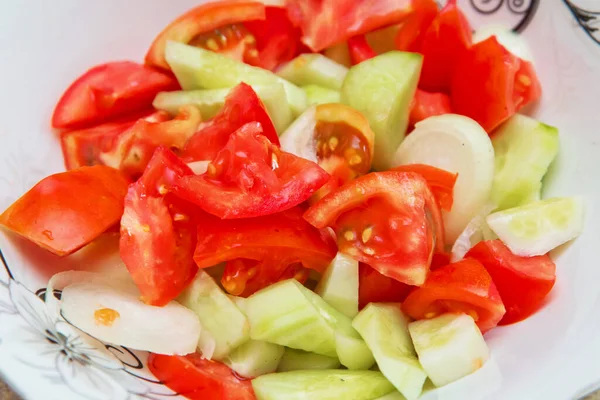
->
left=61, top=281, right=201, bottom=355
left=450, top=204, right=497, bottom=262
left=187, top=160, right=210, bottom=175
left=393, top=114, right=495, bottom=244
left=279, top=106, right=318, bottom=163
left=473, top=24, right=534, bottom=64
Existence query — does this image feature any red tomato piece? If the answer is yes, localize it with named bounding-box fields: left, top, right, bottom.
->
left=391, top=164, right=457, bottom=212
left=394, top=0, right=439, bottom=52
left=430, top=251, right=451, bottom=270
left=52, top=62, right=178, bottom=129
left=287, top=0, right=418, bottom=52
left=348, top=35, right=377, bottom=65
left=417, top=0, right=471, bottom=93
left=359, top=263, right=413, bottom=309
left=402, top=258, right=506, bottom=333
left=304, top=171, right=445, bottom=286
left=194, top=207, right=336, bottom=296
left=148, top=353, right=256, bottom=400
left=120, top=147, right=198, bottom=306
left=408, top=89, right=452, bottom=129
left=466, top=240, right=556, bottom=325
left=176, top=122, right=329, bottom=219
left=145, top=1, right=266, bottom=70
left=451, top=36, right=542, bottom=132
left=182, top=83, right=279, bottom=162
left=0, top=166, right=129, bottom=256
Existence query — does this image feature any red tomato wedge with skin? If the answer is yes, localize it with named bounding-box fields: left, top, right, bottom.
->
left=408, top=89, right=452, bottom=129
left=394, top=0, right=439, bottom=52
left=348, top=35, right=377, bottom=65
left=466, top=240, right=556, bottom=325
left=0, top=166, right=129, bottom=256
left=120, top=147, right=199, bottom=306
left=176, top=122, right=329, bottom=219
left=148, top=353, right=256, bottom=400
left=417, top=0, right=471, bottom=93
left=359, top=263, right=413, bottom=309
left=52, top=62, right=178, bottom=129
left=451, top=36, right=542, bottom=132
left=182, top=83, right=279, bottom=162
left=391, top=164, right=457, bottom=212
left=304, top=171, right=445, bottom=286
left=194, top=207, right=336, bottom=297
left=402, top=258, right=506, bottom=333
left=145, top=1, right=266, bottom=70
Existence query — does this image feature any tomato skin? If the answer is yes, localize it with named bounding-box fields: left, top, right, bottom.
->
left=390, top=164, right=457, bottom=212
left=402, top=258, right=506, bottom=333
left=148, top=353, right=256, bottom=400
left=0, top=166, right=129, bottom=256
left=408, top=89, right=452, bottom=130
left=52, top=62, right=178, bottom=130
left=466, top=240, right=556, bottom=325
left=394, top=0, right=439, bottom=52
left=145, top=1, right=266, bottom=70
left=348, top=35, right=377, bottom=65
left=450, top=36, right=542, bottom=132
left=359, top=263, right=413, bottom=309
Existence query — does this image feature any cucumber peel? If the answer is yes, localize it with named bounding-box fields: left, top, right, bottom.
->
left=277, top=349, right=341, bottom=372
left=277, top=54, right=348, bottom=90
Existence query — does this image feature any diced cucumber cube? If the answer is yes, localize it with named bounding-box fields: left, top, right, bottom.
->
left=315, top=252, right=359, bottom=318
left=277, top=54, right=348, bottom=90
left=277, top=348, right=341, bottom=372
left=225, top=339, right=285, bottom=379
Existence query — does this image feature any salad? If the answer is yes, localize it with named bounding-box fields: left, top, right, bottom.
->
left=0, top=0, right=586, bottom=399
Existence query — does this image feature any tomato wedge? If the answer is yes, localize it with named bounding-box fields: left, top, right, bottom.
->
left=304, top=171, right=444, bottom=286
left=182, top=83, right=279, bottom=162
left=466, top=240, right=556, bottom=325
left=417, top=0, right=471, bottom=93
left=359, top=263, right=413, bottom=309
left=402, top=258, right=506, bottom=333
left=145, top=1, right=266, bottom=70
left=348, top=35, right=377, bottom=65
left=175, top=122, right=329, bottom=219
left=52, top=61, right=178, bottom=129
left=0, top=166, right=129, bottom=256
left=391, top=164, right=457, bottom=212
left=408, top=89, right=452, bottom=129
left=148, top=353, right=256, bottom=400
left=451, top=36, right=542, bottom=132
left=394, top=0, right=439, bottom=52
left=120, top=147, right=199, bottom=306
left=194, top=207, right=336, bottom=297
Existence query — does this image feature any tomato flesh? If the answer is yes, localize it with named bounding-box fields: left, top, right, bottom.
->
left=359, top=263, right=413, bottom=309
left=408, top=89, right=452, bottom=130
left=466, top=240, right=556, bottom=325
left=391, top=164, right=457, bottom=212
left=189, top=23, right=261, bottom=66
left=394, top=0, right=439, bottom=52
left=348, top=35, right=377, bottom=65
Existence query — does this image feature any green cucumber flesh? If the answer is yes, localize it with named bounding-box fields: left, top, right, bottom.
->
left=277, top=348, right=341, bottom=372
left=224, top=339, right=285, bottom=379
left=277, top=54, right=348, bottom=90
left=302, top=85, right=341, bottom=106
left=335, top=330, right=376, bottom=370
left=315, top=252, right=359, bottom=318
left=374, top=392, right=407, bottom=400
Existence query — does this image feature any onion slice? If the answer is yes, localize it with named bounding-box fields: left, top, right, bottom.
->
left=450, top=203, right=497, bottom=262
left=279, top=106, right=318, bottom=162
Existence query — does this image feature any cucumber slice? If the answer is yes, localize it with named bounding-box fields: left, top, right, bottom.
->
left=486, top=197, right=584, bottom=256
left=229, top=295, right=248, bottom=313
left=353, top=304, right=427, bottom=400
left=252, top=370, right=395, bottom=400
left=393, top=114, right=495, bottom=244
left=490, top=114, right=559, bottom=211
left=277, top=349, right=341, bottom=372
left=374, top=392, right=406, bottom=400
left=225, top=340, right=285, bottom=378
left=277, top=54, right=348, bottom=90
left=473, top=24, right=534, bottom=63
left=302, top=85, right=341, bottom=106
left=341, top=51, right=422, bottom=170
left=408, top=313, right=489, bottom=387
left=178, top=271, right=250, bottom=360
left=165, top=41, right=307, bottom=115
left=153, top=84, right=293, bottom=134
left=335, top=330, right=376, bottom=370
left=315, top=252, right=359, bottom=318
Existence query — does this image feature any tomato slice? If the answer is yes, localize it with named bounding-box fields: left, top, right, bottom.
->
left=182, top=83, right=279, bottom=163
left=417, top=0, right=472, bottom=93
left=466, top=240, right=556, bottom=325
left=52, top=61, right=178, bottom=129
left=304, top=171, right=444, bottom=286
left=359, top=263, right=413, bottom=309
left=402, top=258, right=506, bottom=333
left=120, top=147, right=199, bottom=306
left=348, top=35, right=377, bottom=65
left=148, top=353, right=256, bottom=400
left=408, top=89, right=452, bottom=129
left=0, top=166, right=129, bottom=256
left=390, top=164, right=457, bottom=212
left=451, top=36, right=542, bottom=132
left=394, top=0, right=439, bottom=52
left=194, top=207, right=336, bottom=296
left=145, top=1, right=266, bottom=70
left=175, top=122, right=329, bottom=219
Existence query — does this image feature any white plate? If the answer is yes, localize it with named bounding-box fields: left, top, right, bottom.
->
left=1, top=1, right=599, bottom=399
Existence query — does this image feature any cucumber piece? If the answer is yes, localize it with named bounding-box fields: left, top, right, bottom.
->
left=341, top=52, right=422, bottom=170
left=165, top=41, right=307, bottom=115
left=225, top=340, right=285, bottom=378
left=353, top=304, right=427, bottom=400
left=302, top=85, right=341, bottom=106
left=335, top=330, right=376, bottom=370
left=229, top=295, right=248, bottom=313
left=315, top=252, right=359, bottom=318
left=178, top=271, right=250, bottom=360
left=277, top=349, right=341, bottom=372
left=277, top=54, right=348, bottom=90
left=408, top=313, right=489, bottom=387
left=374, top=392, right=406, bottom=400
left=153, top=84, right=293, bottom=134
left=486, top=197, right=584, bottom=257
left=252, top=370, right=395, bottom=400
left=490, top=114, right=559, bottom=211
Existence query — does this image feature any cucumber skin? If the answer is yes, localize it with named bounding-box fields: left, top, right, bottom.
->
left=277, top=348, right=341, bottom=372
